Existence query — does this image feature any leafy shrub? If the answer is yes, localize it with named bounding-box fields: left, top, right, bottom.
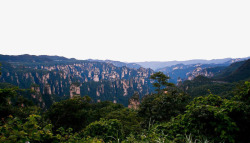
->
left=156, top=94, right=239, bottom=142
left=227, top=81, right=250, bottom=142
left=0, top=114, right=104, bottom=143
left=83, top=118, right=123, bottom=142
left=105, top=108, right=143, bottom=136
left=0, top=114, right=54, bottom=143
left=138, top=91, right=190, bottom=125
left=46, top=96, right=91, bottom=132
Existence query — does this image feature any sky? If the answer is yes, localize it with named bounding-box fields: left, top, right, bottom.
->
left=0, top=0, right=250, bottom=62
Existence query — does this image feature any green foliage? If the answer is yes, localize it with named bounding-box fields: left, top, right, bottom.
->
left=156, top=94, right=245, bottom=142
left=233, top=81, right=250, bottom=103
left=83, top=95, right=92, bottom=102
left=139, top=72, right=189, bottom=126
left=46, top=96, right=92, bottom=132
left=1, top=82, right=250, bottom=142
left=150, top=71, right=174, bottom=94
left=0, top=87, right=40, bottom=119
left=0, top=87, right=17, bottom=106
left=227, top=81, right=250, bottom=142
left=105, top=108, right=143, bottom=136
left=122, top=126, right=213, bottom=143
left=130, top=91, right=139, bottom=101
left=184, top=96, right=237, bottom=142
left=46, top=97, right=125, bottom=133
left=0, top=114, right=54, bottom=143
left=181, top=75, right=236, bottom=98
left=54, top=127, right=104, bottom=143
left=218, top=59, right=250, bottom=82
left=90, top=101, right=124, bottom=121
left=83, top=118, right=123, bottom=142
left=214, top=61, right=245, bottom=79
left=122, top=127, right=171, bottom=143
left=138, top=89, right=190, bottom=126
left=0, top=114, right=104, bottom=143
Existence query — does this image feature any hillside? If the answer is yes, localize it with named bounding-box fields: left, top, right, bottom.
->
left=215, top=59, right=250, bottom=82
left=179, top=59, right=250, bottom=98
left=179, top=75, right=235, bottom=98
left=0, top=55, right=154, bottom=107
left=157, top=63, right=228, bottom=84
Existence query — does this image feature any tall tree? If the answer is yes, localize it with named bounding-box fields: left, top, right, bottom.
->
left=150, top=71, right=174, bottom=94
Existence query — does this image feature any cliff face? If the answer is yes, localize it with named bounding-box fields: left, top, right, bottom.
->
left=186, top=66, right=228, bottom=81
left=186, top=67, right=215, bottom=80
left=0, top=61, right=154, bottom=106
left=32, top=63, right=152, bottom=82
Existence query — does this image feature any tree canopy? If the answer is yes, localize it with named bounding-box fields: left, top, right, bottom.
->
left=150, top=71, right=174, bottom=94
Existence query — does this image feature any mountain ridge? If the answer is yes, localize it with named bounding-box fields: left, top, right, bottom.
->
left=135, top=57, right=250, bottom=70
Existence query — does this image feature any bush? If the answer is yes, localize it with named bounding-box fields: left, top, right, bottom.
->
left=138, top=91, right=190, bottom=125
left=45, top=96, right=91, bottom=132
left=105, top=108, right=143, bottom=136
left=83, top=118, right=123, bottom=142
left=156, top=94, right=239, bottom=142
left=0, top=114, right=54, bottom=143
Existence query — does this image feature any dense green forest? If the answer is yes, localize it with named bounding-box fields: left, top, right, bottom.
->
left=1, top=63, right=250, bottom=142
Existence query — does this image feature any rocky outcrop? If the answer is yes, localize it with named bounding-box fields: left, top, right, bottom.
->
left=128, top=99, right=140, bottom=110
left=186, top=66, right=223, bottom=81
left=30, top=84, right=47, bottom=108
left=128, top=92, right=140, bottom=110
left=70, top=83, right=81, bottom=98
left=0, top=61, right=154, bottom=106
left=44, top=84, right=52, bottom=95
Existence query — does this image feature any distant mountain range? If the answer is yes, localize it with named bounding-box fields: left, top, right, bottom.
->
left=135, top=57, right=250, bottom=70
left=0, top=54, right=77, bottom=63
left=87, top=59, right=141, bottom=69
left=2, top=54, right=249, bottom=71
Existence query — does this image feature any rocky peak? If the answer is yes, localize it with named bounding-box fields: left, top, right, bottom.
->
left=70, top=83, right=81, bottom=98
left=128, top=92, right=140, bottom=110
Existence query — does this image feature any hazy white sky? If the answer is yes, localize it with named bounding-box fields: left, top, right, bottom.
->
left=0, top=0, right=249, bottom=62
